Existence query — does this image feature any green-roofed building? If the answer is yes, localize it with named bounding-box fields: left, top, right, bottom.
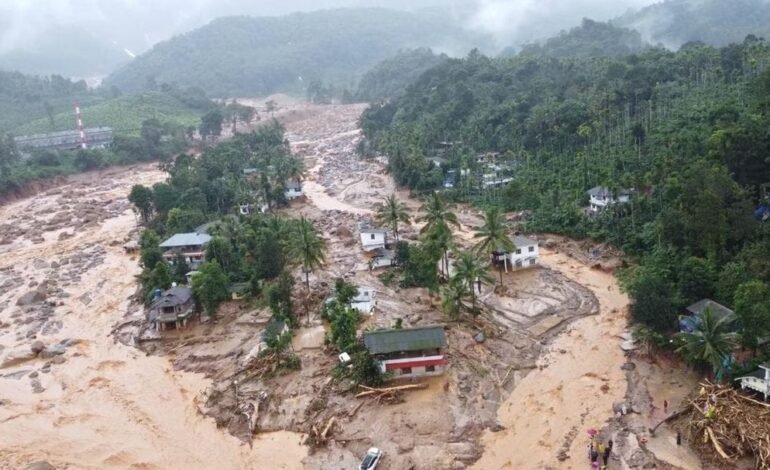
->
left=363, top=325, right=447, bottom=380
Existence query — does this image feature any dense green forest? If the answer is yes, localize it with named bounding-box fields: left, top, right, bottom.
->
left=104, top=9, right=488, bottom=97
left=355, top=48, right=449, bottom=102
left=615, top=0, right=770, bottom=47
left=361, top=38, right=770, bottom=352
left=515, top=19, right=647, bottom=59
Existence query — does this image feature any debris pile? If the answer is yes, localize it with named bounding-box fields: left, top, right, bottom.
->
left=678, top=382, right=770, bottom=468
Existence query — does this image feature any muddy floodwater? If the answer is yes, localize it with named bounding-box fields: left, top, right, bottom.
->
left=0, top=165, right=307, bottom=469
left=1, top=97, right=688, bottom=470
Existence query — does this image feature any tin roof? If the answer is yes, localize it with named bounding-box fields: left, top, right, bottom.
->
left=159, top=232, right=212, bottom=248
left=364, top=325, right=446, bottom=355
left=511, top=235, right=537, bottom=247
left=151, top=286, right=193, bottom=309
left=685, top=299, right=734, bottom=319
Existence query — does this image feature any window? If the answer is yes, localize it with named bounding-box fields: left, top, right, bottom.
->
left=401, top=367, right=412, bottom=375
left=370, top=234, right=375, bottom=240
left=426, top=365, right=436, bottom=373
left=529, top=246, right=535, bottom=252
left=515, top=249, right=521, bottom=254
left=529, top=259, right=536, bottom=265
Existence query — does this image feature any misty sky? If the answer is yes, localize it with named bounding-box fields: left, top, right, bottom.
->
left=0, top=0, right=659, bottom=55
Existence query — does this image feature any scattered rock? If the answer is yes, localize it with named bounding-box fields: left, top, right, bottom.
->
left=543, top=238, right=557, bottom=249
left=29, top=371, right=38, bottom=378
left=33, top=258, right=50, bottom=269
left=50, top=356, right=66, bottom=365
left=621, top=362, right=636, bottom=371
left=30, top=378, right=45, bottom=394
left=473, top=332, right=486, bottom=343
left=78, top=293, right=92, bottom=306
left=40, top=344, right=66, bottom=358
left=30, top=340, right=46, bottom=355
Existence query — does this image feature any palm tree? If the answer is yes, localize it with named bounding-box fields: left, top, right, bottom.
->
left=418, top=192, right=459, bottom=234
left=440, top=279, right=468, bottom=320
left=288, top=216, right=327, bottom=289
left=473, top=207, right=514, bottom=287
left=419, top=192, right=459, bottom=278
left=675, top=307, right=738, bottom=379
left=424, top=221, right=453, bottom=279
left=375, top=194, right=410, bottom=242
left=453, top=250, right=494, bottom=314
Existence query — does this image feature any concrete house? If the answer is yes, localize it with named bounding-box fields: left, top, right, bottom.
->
left=679, top=299, right=734, bottom=333
left=493, top=235, right=539, bottom=271
left=159, top=232, right=212, bottom=269
left=350, top=287, right=377, bottom=315
left=285, top=180, right=304, bottom=200
left=737, top=362, right=770, bottom=401
left=363, top=326, right=447, bottom=380
left=587, top=186, right=631, bottom=212
left=359, top=223, right=387, bottom=252
left=148, top=286, right=195, bottom=331
left=369, top=248, right=396, bottom=270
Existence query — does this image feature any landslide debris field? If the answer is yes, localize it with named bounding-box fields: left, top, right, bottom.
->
left=0, top=98, right=631, bottom=470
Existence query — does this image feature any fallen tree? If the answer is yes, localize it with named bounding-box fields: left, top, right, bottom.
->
left=355, top=383, right=428, bottom=403
left=676, top=381, right=770, bottom=468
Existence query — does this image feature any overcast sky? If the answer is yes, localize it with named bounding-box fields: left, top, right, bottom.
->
left=0, top=0, right=659, bottom=55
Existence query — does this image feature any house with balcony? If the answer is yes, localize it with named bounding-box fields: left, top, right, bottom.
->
left=148, top=286, right=195, bottom=331
left=159, top=232, right=212, bottom=269
left=492, top=234, right=539, bottom=272
left=363, top=326, right=447, bottom=380
left=285, top=180, right=304, bottom=200
left=737, top=362, right=770, bottom=401
left=587, top=186, right=631, bottom=212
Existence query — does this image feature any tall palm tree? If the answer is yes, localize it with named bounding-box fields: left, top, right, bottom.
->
left=419, top=192, right=459, bottom=278
left=375, top=194, right=410, bottom=242
left=424, top=221, right=453, bottom=279
left=676, top=307, right=738, bottom=379
left=440, top=279, right=468, bottom=320
left=473, top=206, right=514, bottom=287
left=288, top=216, right=327, bottom=289
left=453, top=250, right=494, bottom=314
left=418, top=192, right=459, bottom=234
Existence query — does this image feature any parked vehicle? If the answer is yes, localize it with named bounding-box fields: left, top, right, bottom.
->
left=358, top=447, right=382, bottom=470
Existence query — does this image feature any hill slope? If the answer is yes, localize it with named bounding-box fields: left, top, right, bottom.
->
left=104, top=8, right=486, bottom=97
left=516, top=19, right=647, bottom=58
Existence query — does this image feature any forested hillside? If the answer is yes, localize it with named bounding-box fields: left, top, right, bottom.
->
left=361, top=38, right=770, bottom=339
left=615, top=0, right=770, bottom=47
left=355, top=48, right=449, bottom=102
left=516, top=19, right=646, bottom=58
left=104, top=9, right=486, bottom=97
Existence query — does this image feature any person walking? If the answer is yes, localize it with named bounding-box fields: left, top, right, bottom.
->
left=603, top=444, right=611, bottom=465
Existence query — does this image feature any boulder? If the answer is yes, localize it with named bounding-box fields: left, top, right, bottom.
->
left=473, top=332, right=486, bottom=343
left=16, top=290, right=46, bottom=306
left=0, top=349, right=37, bottom=368
left=39, top=344, right=66, bottom=359
left=30, top=340, right=45, bottom=355
left=25, top=462, right=55, bottom=470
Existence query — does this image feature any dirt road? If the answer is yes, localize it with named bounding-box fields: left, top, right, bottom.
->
left=0, top=165, right=306, bottom=469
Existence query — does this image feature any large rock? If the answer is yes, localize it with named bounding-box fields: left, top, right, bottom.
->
left=30, top=340, right=45, bottom=355
left=25, top=461, right=55, bottom=470
left=0, top=349, right=37, bottom=368
left=16, top=290, right=46, bottom=306
left=39, top=344, right=66, bottom=359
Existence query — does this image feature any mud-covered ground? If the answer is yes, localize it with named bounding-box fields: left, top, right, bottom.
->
left=0, top=96, right=701, bottom=469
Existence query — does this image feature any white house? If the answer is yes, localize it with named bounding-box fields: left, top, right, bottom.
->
left=369, top=248, right=396, bottom=270
left=285, top=180, right=304, bottom=200
left=587, top=186, right=631, bottom=212
left=359, top=223, right=388, bottom=252
left=350, top=287, right=377, bottom=315
left=493, top=235, right=539, bottom=271
left=737, top=362, right=770, bottom=401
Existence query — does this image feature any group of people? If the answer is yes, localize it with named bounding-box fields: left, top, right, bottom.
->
left=587, top=439, right=612, bottom=469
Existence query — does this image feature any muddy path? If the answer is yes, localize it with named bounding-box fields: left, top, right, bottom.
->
left=0, top=165, right=307, bottom=469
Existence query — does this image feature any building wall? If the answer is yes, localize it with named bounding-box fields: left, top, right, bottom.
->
left=509, top=244, right=539, bottom=268
left=389, top=363, right=445, bottom=379
left=360, top=232, right=386, bottom=249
